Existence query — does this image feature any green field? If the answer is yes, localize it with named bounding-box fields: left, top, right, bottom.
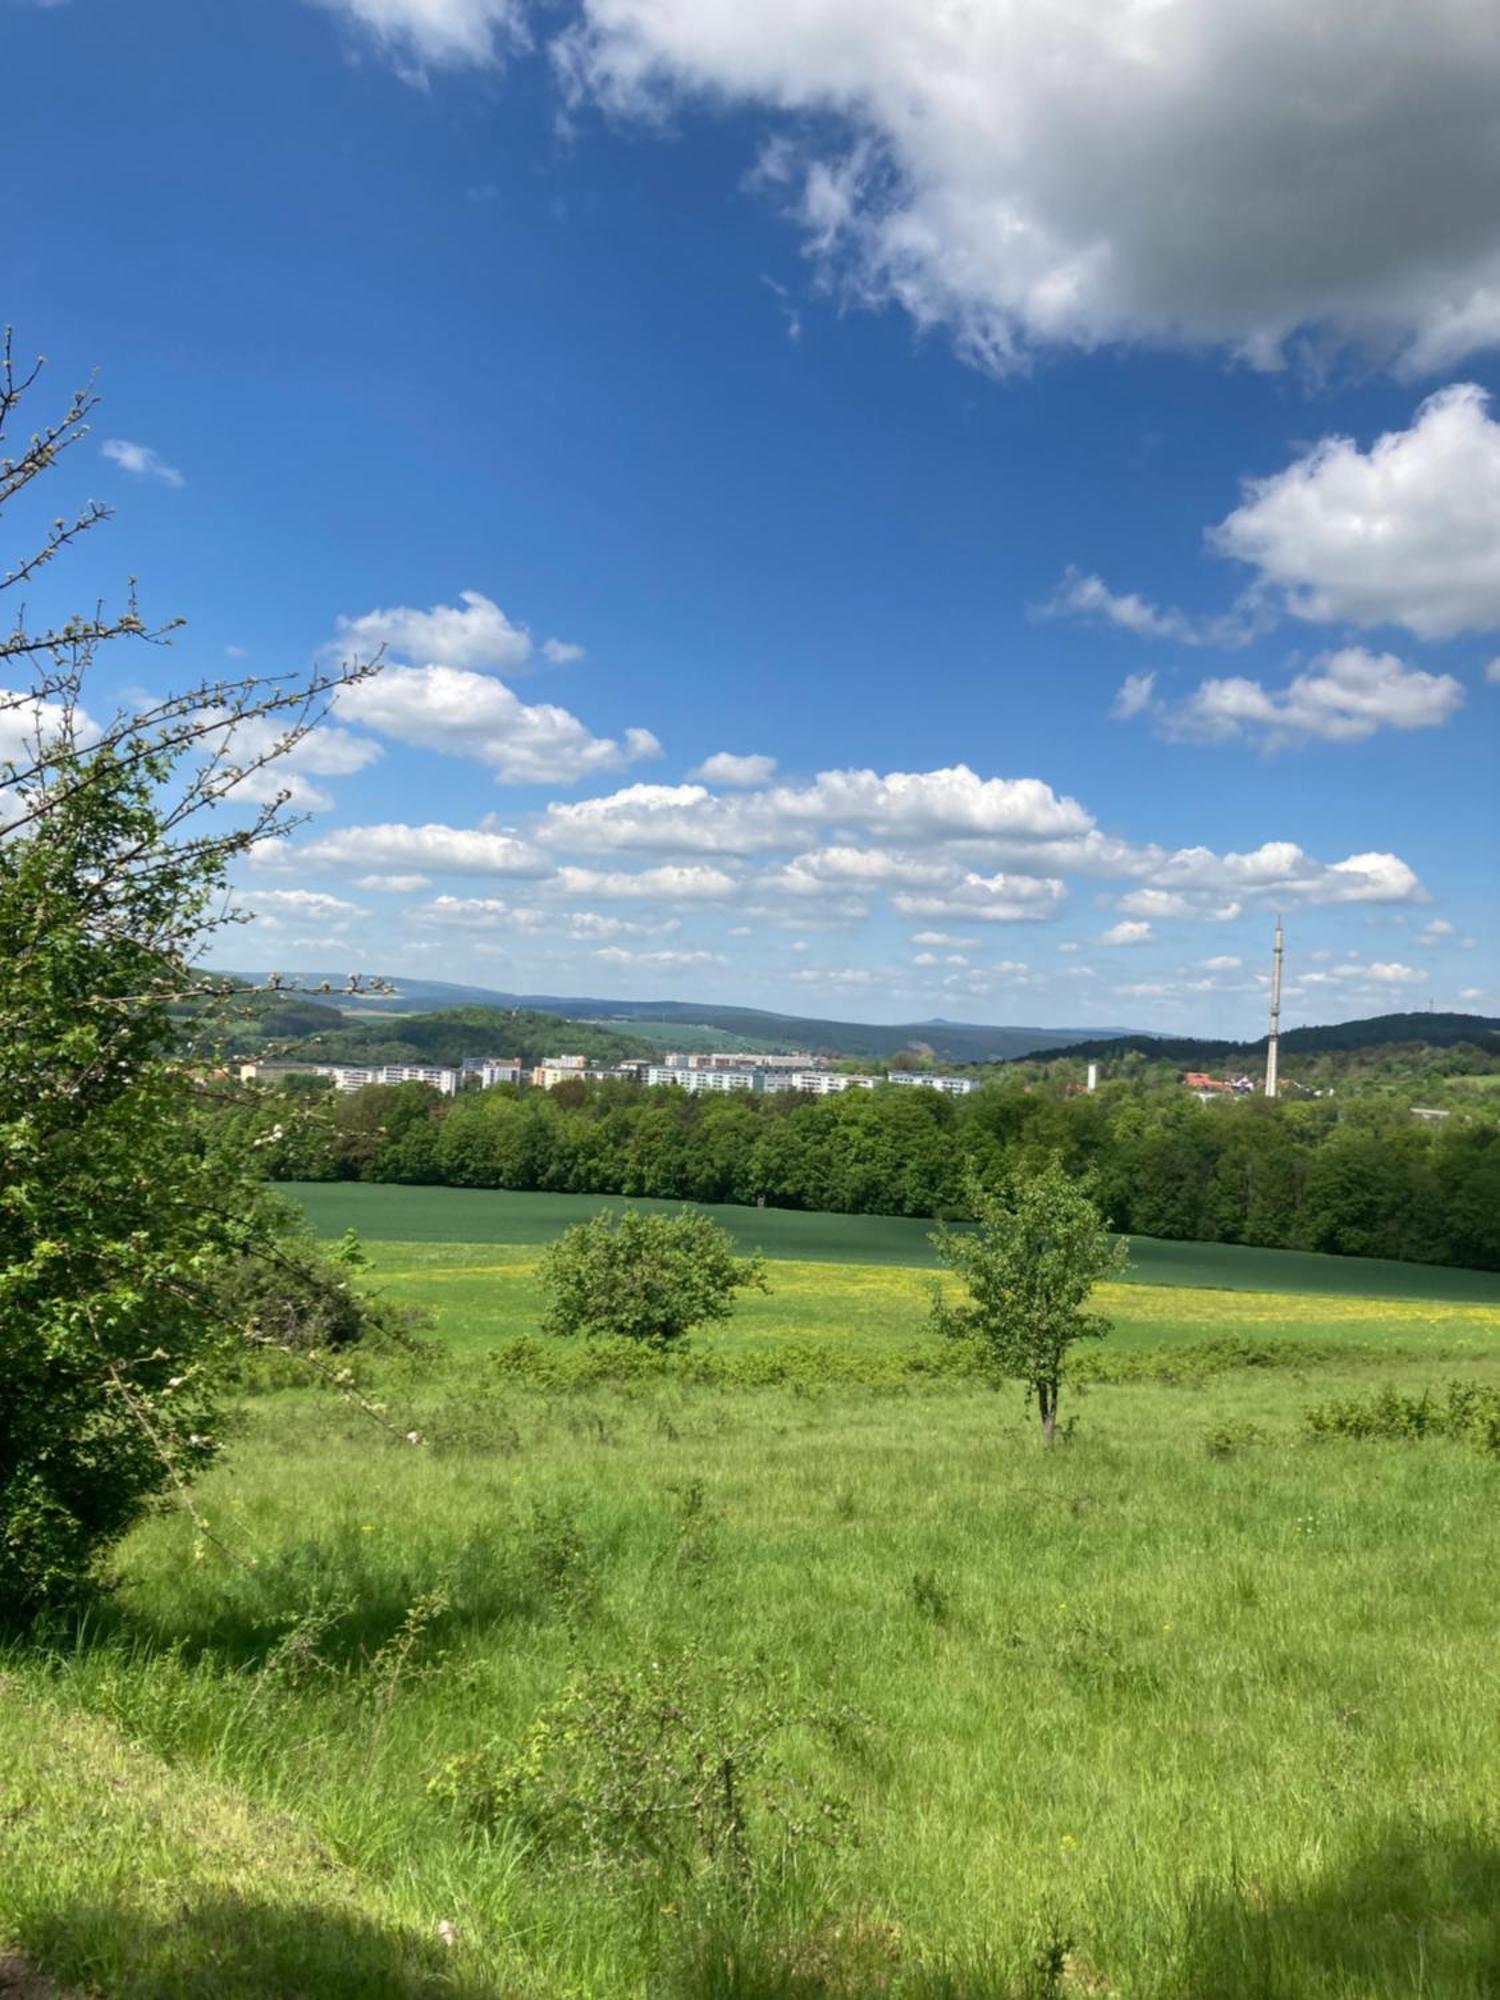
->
left=6, top=1205, right=1500, bottom=1997
left=284, top=1180, right=1500, bottom=1304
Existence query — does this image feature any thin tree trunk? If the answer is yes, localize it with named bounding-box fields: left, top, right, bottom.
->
left=1039, top=1381, right=1057, bottom=1446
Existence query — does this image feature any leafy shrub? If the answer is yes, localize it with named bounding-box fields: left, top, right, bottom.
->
left=541, top=1207, right=767, bottom=1349
left=1202, top=1421, right=1269, bottom=1458
left=428, top=1649, right=862, bottom=1892
left=1304, top=1379, right=1500, bottom=1449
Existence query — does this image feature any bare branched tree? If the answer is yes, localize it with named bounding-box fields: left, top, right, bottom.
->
left=0, top=335, right=393, bottom=1618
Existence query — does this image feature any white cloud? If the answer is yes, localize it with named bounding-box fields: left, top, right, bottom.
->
left=542, top=637, right=586, bottom=664
left=551, top=0, right=1500, bottom=374
left=1366, top=961, right=1426, bottom=984
left=100, top=439, right=184, bottom=488
left=331, top=590, right=575, bottom=674
left=593, top=946, right=725, bottom=967
left=338, top=664, right=661, bottom=785
left=272, top=821, right=547, bottom=877
left=1112, top=672, right=1159, bottom=722
left=1117, top=889, right=1194, bottom=921
left=1459, top=987, right=1486, bottom=1004
left=690, top=751, right=778, bottom=786
left=911, top=930, right=979, bottom=948
left=1140, top=843, right=1424, bottom=909
left=1487, top=657, right=1500, bottom=683
left=787, top=965, right=879, bottom=989
left=768, top=846, right=954, bottom=894
left=351, top=872, right=432, bottom=892
left=1418, top=919, right=1456, bottom=945
left=537, top=765, right=1092, bottom=855
left=1214, top=386, right=1500, bottom=638
left=1051, top=574, right=1259, bottom=650
left=236, top=887, right=367, bottom=930
left=1102, top=920, right=1153, bottom=946
left=197, top=712, right=383, bottom=812
left=1139, top=648, right=1465, bottom=748
left=1199, top=955, right=1243, bottom=973
left=313, top=0, right=523, bottom=70
left=553, top=863, right=736, bottom=901
left=0, top=693, right=100, bottom=771
left=891, top=872, right=1065, bottom=925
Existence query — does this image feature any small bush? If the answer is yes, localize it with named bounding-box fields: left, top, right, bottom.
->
left=1202, top=1421, right=1269, bottom=1458
left=1304, top=1380, right=1500, bottom=1449
left=541, top=1208, right=767, bottom=1350
left=428, top=1650, right=863, bottom=1892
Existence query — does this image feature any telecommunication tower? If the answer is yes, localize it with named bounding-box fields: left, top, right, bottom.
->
left=1265, top=918, right=1285, bottom=1099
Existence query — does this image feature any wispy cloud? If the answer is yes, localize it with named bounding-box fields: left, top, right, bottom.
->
left=100, top=439, right=184, bottom=488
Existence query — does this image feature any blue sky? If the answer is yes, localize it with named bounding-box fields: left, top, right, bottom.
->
left=6, top=0, right=1498, bottom=1033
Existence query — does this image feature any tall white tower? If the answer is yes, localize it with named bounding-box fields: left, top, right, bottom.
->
left=1265, top=917, right=1284, bottom=1099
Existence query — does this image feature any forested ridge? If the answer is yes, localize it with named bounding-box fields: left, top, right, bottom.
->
left=218, top=1072, right=1500, bottom=1271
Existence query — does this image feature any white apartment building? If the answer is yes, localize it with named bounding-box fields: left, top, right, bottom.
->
left=475, top=1059, right=523, bottom=1087
left=885, top=1071, right=977, bottom=1096
left=238, top=1059, right=460, bottom=1095
left=663, top=1050, right=828, bottom=1073
left=786, top=1071, right=882, bottom=1095
left=328, top=1062, right=460, bottom=1096
left=645, top=1064, right=764, bottom=1094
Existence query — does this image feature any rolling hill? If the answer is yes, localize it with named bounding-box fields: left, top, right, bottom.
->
left=213, top=969, right=1135, bottom=1063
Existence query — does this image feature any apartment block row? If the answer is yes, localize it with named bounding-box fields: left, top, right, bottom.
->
left=640, top=1063, right=977, bottom=1097
left=239, top=1054, right=978, bottom=1098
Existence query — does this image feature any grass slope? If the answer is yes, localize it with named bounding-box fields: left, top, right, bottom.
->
left=282, top=1182, right=1500, bottom=1304
left=6, top=1247, right=1500, bottom=1996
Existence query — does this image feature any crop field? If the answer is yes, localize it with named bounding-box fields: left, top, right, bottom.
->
left=282, top=1182, right=1500, bottom=1304
left=5, top=1213, right=1500, bottom=1997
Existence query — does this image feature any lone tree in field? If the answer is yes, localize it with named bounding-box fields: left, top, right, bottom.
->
left=931, top=1160, right=1127, bottom=1444
left=0, top=333, right=379, bottom=1617
left=541, top=1209, right=767, bottom=1350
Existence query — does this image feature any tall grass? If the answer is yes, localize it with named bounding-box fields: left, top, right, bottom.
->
left=4, top=1248, right=1500, bottom=1996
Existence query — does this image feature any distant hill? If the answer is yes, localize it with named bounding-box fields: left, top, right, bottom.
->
left=1037, top=1012, right=1500, bottom=1068
left=213, top=970, right=1134, bottom=1063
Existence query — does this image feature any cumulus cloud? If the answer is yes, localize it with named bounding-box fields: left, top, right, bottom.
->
left=1214, top=386, right=1500, bottom=637
left=271, top=821, right=547, bottom=877
left=593, top=946, right=725, bottom=967
left=312, top=0, right=523, bottom=69
left=891, top=872, right=1066, bottom=925
left=351, top=872, right=432, bottom=892
left=690, top=751, right=778, bottom=786
left=1131, top=648, right=1465, bottom=748
left=538, top=765, right=1091, bottom=855
left=1116, top=889, right=1194, bottom=921
left=1102, top=920, right=1153, bottom=946
left=338, top=664, right=660, bottom=785
left=235, top=887, right=367, bottom=930
left=1143, top=842, right=1423, bottom=908
left=553, top=863, right=736, bottom=901
left=543, top=0, right=1500, bottom=374
left=196, top=712, right=383, bottom=812
left=100, top=439, right=184, bottom=487
left=1487, top=658, right=1500, bottom=683
left=331, top=590, right=576, bottom=674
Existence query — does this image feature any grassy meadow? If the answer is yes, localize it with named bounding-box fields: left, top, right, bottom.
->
left=5, top=1194, right=1500, bottom=1997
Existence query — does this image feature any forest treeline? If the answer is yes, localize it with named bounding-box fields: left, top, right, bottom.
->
left=217, top=1075, right=1500, bottom=1271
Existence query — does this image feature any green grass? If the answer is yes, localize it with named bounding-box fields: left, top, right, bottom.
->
left=6, top=1228, right=1500, bottom=1997
left=281, top=1182, right=1500, bottom=1304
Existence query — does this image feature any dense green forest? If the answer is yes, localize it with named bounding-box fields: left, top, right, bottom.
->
left=189, top=998, right=656, bottom=1068
left=1045, top=1011, right=1500, bottom=1067
left=217, top=1071, right=1500, bottom=1270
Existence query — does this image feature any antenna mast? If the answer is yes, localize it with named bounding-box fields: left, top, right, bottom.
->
left=1265, top=917, right=1284, bottom=1099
